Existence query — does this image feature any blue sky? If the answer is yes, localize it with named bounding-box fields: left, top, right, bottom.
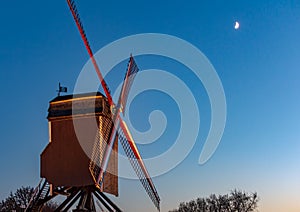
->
left=1, top=0, right=300, bottom=211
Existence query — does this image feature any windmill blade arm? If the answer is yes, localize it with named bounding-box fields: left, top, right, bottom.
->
left=66, top=0, right=113, bottom=105
left=117, top=55, right=139, bottom=114
left=118, top=118, right=160, bottom=211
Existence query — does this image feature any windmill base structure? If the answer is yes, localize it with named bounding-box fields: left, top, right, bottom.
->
left=26, top=179, right=122, bottom=212
left=26, top=93, right=122, bottom=212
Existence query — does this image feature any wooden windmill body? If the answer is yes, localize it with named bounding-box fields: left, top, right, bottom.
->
left=41, top=92, right=118, bottom=195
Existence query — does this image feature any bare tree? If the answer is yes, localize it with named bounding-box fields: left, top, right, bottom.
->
left=0, top=192, right=18, bottom=211
left=169, top=190, right=259, bottom=212
left=14, top=186, right=34, bottom=209
left=0, top=186, right=56, bottom=212
left=230, top=190, right=258, bottom=212
left=0, top=187, right=34, bottom=211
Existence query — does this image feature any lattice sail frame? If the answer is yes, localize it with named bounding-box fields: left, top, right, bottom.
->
left=66, top=0, right=160, bottom=210
left=90, top=56, right=138, bottom=183
left=117, top=56, right=139, bottom=114
left=118, top=124, right=160, bottom=210
left=89, top=108, right=113, bottom=187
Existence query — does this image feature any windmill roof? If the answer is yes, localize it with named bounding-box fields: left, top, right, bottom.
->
left=50, top=92, right=106, bottom=103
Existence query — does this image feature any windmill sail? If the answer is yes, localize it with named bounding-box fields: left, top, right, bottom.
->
left=89, top=105, right=114, bottom=188
left=66, top=0, right=113, bottom=105
left=91, top=55, right=139, bottom=187
left=89, top=56, right=160, bottom=210
left=90, top=114, right=160, bottom=210
left=118, top=120, right=160, bottom=210
left=66, top=0, right=160, bottom=210
left=117, top=55, right=139, bottom=114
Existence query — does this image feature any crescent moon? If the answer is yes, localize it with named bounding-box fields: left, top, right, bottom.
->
left=234, top=21, right=240, bottom=29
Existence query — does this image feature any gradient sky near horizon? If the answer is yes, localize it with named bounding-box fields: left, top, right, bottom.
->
left=1, top=0, right=300, bottom=211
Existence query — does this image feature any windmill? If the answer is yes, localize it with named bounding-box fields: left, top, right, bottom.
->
left=26, top=0, right=160, bottom=211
